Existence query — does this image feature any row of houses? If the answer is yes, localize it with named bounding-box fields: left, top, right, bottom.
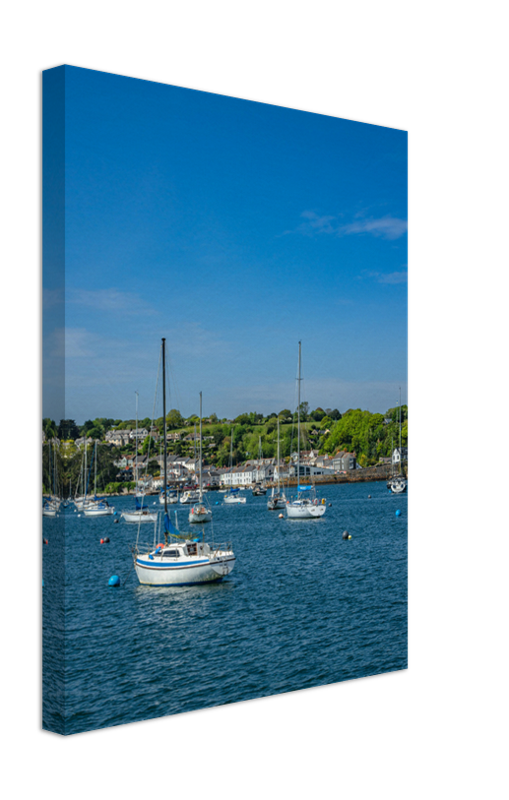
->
left=104, top=428, right=216, bottom=446
left=115, top=450, right=357, bottom=489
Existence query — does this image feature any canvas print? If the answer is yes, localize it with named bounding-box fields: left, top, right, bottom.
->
left=42, top=65, right=408, bottom=735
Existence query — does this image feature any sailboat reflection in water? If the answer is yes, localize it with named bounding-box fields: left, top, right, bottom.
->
left=133, top=339, right=235, bottom=587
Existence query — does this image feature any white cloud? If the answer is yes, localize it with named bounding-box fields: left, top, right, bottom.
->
left=378, top=271, right=408, bottom=284
left=298, top=210, right=338, bottom=235
left=366, top=270, right=408, bottom=284
left=288, top=210, right=407, bottom=240
left=67, top=288, right=157, bottom=315
left=338, top=216, right=407, bottom=240
left=64, top=328, right=99, bottom=358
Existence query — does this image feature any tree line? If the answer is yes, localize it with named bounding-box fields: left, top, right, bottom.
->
left=43, top=403, right=407, bottom=494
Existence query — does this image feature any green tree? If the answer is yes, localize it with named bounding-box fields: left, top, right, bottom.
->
left=147, top=459, right=160, bottom=475
left=87, top=425, right=105, bottom=440
left=294, top=402, right=309, bottom=422
left=166, top=409, right=184, bottom=429
left=140, top=435, right=156, bottom=455
left=401, top=420, right=408, bottom=446
left=57, top=419, right=80, bottom=440
left=266, top=419, right=277, bottom=434
left=43, top=418, right=58, bottom=439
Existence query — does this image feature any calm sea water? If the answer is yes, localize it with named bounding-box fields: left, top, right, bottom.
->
left=43, top=481, right=407, bottom=735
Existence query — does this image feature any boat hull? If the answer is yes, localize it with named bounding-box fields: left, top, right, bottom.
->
left=189, top=509, right=212, bottom=523
left=389, top=481, right=407, bottom=494
left=179, top=493, right=199, bottom=504
left=159, top=495, right=178, bottom=504
left=286, top=502, right=326, bottom=519
left=83, top=506, right=115, bottom=517
left=135, top=554, right=235, bottom=585
left=121, top=511, right=158, bottom=523
left=224, top=495, right=246, bottom=504
left=267, top=497, right=286, bottom=510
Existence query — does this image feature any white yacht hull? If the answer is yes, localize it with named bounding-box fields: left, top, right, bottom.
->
left=389, top=480, right=407, bottom=494
left=267, top=496, right=286, bottom=510
left=83, top=505, right=115, bottom=517
left=224, top=495, right=246, bottom=504
left=42, top=507, right=57, bottom=517
left=179, top=492, right=200, bottom=504
left=189, top=506, right=212, bottom=523
left=286, top=501, right=326, bottom=518
left=121, top=510, right=158, bottom=523
left=159, top=495, right=178, bottom=504
left=135, top=552, right=235, bottom=585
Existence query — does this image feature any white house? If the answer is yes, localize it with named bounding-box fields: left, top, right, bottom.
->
left=332, top=451, right=357, bottom=471
left=392, top=447, right=408, bottom=465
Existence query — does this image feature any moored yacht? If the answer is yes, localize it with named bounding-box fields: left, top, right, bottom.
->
left=286, top=342, right=327, bottom=520
left=133, top=338, right=235, bottom=586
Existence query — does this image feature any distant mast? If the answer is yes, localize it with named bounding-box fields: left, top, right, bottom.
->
left=135, top=390, right=139, bottom=487
left=162, top=338, right=168, bottom=543
left=199, top=391, right=203, bottom=500
left=399, top=386, right=402, bottom=475
left=297, top=340, right=302, bottom=486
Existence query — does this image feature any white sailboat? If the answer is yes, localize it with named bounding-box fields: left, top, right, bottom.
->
left=159, top=488, right=178, bottom=504
left=179, top=489, right=200, bottom=504
left=134, top=338, right=235, bottom=586
left=224, top=430, right=246, bottom=504
left=268, top=418, right=287, bottom=510
left=121, top=392, right=158, bottom=524
left=43, top=440, right=61, bottom=515
left=189, top=392, right=212, bottom=523
left=73, top=445, right=88, bottom=510
left=286, top=342, right=326, bottom=519
left=252, top=437, right=268, bottom=495
left=388, top=387, right=407, bottom=494
left=83, top=443, right=115, bottom=516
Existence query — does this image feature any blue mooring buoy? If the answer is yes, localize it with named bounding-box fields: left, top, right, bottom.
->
left=395, top=509, right=402, bottom=517
left=108, top=575, right=121, bottom=587
left=215, top=501, right=219, bottom=505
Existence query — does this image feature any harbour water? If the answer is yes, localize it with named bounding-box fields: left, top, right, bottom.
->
left=43, top=481, right=407, bottom=735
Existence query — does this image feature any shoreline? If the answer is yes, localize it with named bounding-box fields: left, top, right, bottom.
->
left=53, top=466, right=408, bottom=497
left=98, top=466, right=406, bottom=496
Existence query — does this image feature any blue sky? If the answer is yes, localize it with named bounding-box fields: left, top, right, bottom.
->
left=44, top=66, right=407, bottom=424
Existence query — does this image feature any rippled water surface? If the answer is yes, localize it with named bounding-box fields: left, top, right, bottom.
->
left=43, top=482, right=407, bottom=734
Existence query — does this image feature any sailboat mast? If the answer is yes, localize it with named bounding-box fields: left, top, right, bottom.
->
left=399, top=386, right=402, bottom=475
left=135, top=391, right=139, bottom=487
left=277, top=417, right=281, bottom=493
left=199, top=392, right=203, bottom=500
left=297, top=340, right=301, bottom=486
left=94, top=442, right=97, bottom=496
left=162, top=338, right=169, bottom=541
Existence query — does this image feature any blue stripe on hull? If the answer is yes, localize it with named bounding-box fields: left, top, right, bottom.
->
left=136, top=558, right=210, bottom=568
left=136, top=559, right=234, bottom=571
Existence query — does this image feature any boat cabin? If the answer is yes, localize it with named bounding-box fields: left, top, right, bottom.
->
left=149, top=540, right=205, bottom=559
